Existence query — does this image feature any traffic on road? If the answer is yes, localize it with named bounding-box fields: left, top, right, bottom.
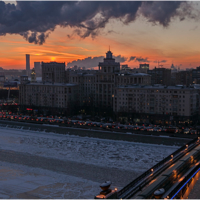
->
left=0, top=111, right=199, bottom=136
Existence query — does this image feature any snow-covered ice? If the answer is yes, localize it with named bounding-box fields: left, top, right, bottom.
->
left=0, top=127, right=179, bottom=171
left=0, top=126, right=179, bottom=198
left=0, top=161, right=100, bottom=199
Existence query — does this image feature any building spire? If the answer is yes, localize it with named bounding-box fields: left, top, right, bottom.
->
left=109, top=45, right=110, bottom=51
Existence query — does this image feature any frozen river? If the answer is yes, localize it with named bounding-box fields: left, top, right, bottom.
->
left=0, top=126, right=179, bottom=198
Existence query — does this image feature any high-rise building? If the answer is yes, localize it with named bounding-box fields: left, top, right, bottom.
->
left=148, top=67, right=171, bottom=85
left=26, top=54, right=30, bottom=76
left=95, top=50, right=120, bottom=108
left=20, top=51, right=152, bottom=112
left=42, top=62, right=65, bottom=83
left=176, top=71, right=193, bottom=86
left=192, top=67, right=200, bottom=84
left=34, top=62, right=42, bottom=77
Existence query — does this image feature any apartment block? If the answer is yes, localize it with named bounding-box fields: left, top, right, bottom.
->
left=19, top=81, right=78, bottom=108
left=42, top=62, right=65, bottom=83
left=176, top=70, right=193, bottom=86
left=114, top=85, right=198, bottom=117
left=148, top=67, right=171, bottom=86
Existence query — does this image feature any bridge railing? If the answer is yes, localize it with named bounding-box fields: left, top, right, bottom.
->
left=168, top=164, right=200, bottom=199
left=117, top=137, right=199, bottom=198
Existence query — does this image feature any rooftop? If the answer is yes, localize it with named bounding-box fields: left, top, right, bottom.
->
left=23, top=82, right=77, bottom=87
left=117, top=84, right=198, bottom=90
left=118, top=72, right=150, bottom=76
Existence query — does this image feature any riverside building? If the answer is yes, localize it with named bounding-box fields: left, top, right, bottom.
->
left=113, top=84, right=199, bottom=124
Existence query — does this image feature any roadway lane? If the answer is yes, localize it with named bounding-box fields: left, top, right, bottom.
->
left=0, top=120, right=191, bottom=146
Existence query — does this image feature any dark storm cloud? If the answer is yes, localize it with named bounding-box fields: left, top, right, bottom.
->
left=153, top=60, right=167, bottom=63
left=0, top=1, right=195, bottom=44
left=135, top=57, right=150, bottom=62
left=20, top=31, right=50, bottom=45
left=139, top=2, right=182, bottom=26
left=114, top=55, right=127, bottom=63
left=129, top=56, right=149, bottom=62
left=160, top=60, right=167, bottom=63
left=67, top=55, right=127, bottom=69
left=129, top=56, right=136, bottom=61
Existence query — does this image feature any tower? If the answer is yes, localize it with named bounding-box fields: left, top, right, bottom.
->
left=96, top=50, right=120, bottom=108
left=26, top=54, right=30, bottom=76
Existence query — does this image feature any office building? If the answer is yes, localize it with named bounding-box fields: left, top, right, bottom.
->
left=42, top=62, right=65, bottom=83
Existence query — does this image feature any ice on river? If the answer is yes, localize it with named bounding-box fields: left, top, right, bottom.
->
left=0, top=126, right=178, bottom=171
left=0, top=126, right=179, bottom=198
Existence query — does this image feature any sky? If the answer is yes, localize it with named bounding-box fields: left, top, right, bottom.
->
left=1, top=1, right=200, bottom=70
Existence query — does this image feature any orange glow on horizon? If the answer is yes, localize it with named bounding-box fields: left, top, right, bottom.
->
left=1, top=25, right=200, bottom=70
left=51, top=57, right=56, bottom=61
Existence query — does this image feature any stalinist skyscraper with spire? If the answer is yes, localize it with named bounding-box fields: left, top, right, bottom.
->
left=95, top=49, right=120, bottom=108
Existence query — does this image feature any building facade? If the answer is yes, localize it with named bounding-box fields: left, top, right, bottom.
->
left=19, top=54, right=154, bottom=111
left=67, top=70, right=96, bottom=105
left=176, top=71, right=193, bottom=86
left=34, top=62, right=42, bottom=77
left=148, top=67, right=171, bottom=86
left=20, top=53, right=200, bottom=121
left=95, top=50, right=120, bottom=108
left=114, top=85, right=198, bottom=118
left=115, top=72, right=151, bottom=86
left=42, top=62, right=65, bottom=83
left=19, top=81, right=78, bottom=109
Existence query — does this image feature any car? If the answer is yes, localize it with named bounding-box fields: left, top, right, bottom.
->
left=190, top=130, right=197, bottom=134
left=147, top=127, right=154, bottom=131
left=84, top=121, right=92, bottom=126
left=183, top=128, right=190, bottom=134
left=132, top=125, right=139, bottom=130
left=127, top=125, right=134, bottom=129
left=153, top=127, right=162, bottom=132
left=102, top=123, right=112, bottom=129
left=140, top=126, right=148, bottom=131
left=121, top=125, right=128, bottom=129
left=70, top=120, right=77, bottom=125
left=96, top=122, right=103, bottom=127
left=165, top=127, right=178, bottom=133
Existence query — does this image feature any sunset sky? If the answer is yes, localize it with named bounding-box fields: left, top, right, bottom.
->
left=1, top=1, right=200, bottom=70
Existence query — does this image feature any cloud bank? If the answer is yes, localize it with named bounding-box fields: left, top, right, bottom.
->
left=0, top=1, right=197, bottom=44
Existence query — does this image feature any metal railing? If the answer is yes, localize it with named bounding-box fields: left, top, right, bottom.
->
left=169, top=165, right=200, bottom=199
left=117, top=137, right=199, bottom=199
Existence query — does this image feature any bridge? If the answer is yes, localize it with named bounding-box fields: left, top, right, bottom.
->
left=95, top=137, right=200, bottom=199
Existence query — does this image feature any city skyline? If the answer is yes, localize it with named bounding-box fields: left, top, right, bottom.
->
left=1, top=1, right=200, bottom=70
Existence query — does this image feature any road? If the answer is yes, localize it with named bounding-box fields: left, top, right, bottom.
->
left=0, top=120, right=191, bottom=146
